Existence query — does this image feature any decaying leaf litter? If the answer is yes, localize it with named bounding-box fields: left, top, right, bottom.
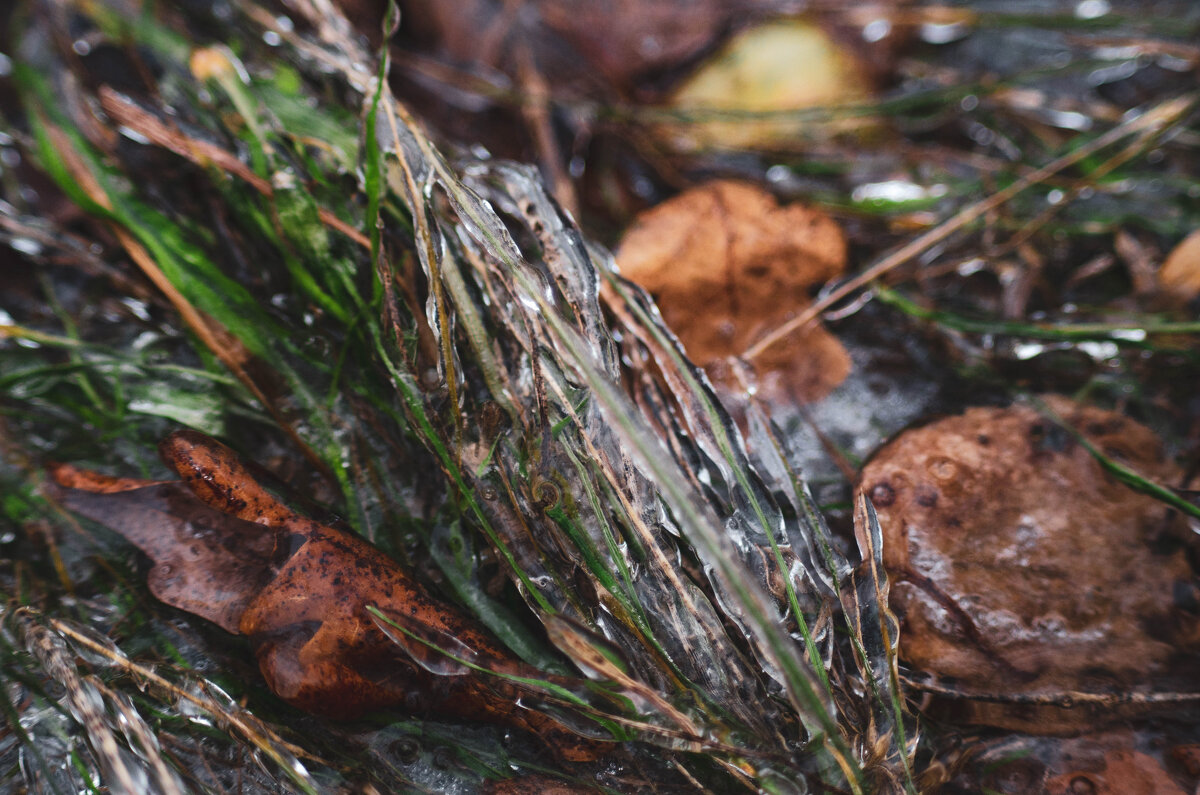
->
left=1, top=0, right=1199, bottom=792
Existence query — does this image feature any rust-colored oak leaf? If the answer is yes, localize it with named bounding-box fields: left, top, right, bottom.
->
left=616, top=180, right=851, bottom=404
left=1159, top=229, right=1200, bottom=300
left=49, top=431, right=604, bottom=759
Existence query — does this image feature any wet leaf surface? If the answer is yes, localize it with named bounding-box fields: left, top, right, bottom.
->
left=861, top=396, right=1200, bottom=733
left=399, top=0, right=737, bottom=89
left=1159, top=230, right=1200, bottom=301
left=945, top=730, right=1200, bottom=795
left=49, top=431, right=607, bottom=759
left=1044, top=748, right=1187, bottom=795
left=616, top=179, right=852, bottom=405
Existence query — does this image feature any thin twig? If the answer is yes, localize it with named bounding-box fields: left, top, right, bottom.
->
left=515, top=43, right=580, bottom=219
left=741, top=93, right=1198, bottom=363
left=903, top=674, right=1200, bottom=708
left=46, top=617, right=324, bottom=770
left=98, top=88, right=370, bottom=248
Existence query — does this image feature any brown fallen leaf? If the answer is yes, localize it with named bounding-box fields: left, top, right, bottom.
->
left=48, top=431, right=607, bottom=760
left=616, top=180, right=851, bottom=405
left=1115, top=229, right=1159, bottom=296
left=661, top=18, right=877, bottom=152
left=1158, top=229, right=1200, bottom=300
left=398, top=0, right=737, bottom=91
left=949, top=730, right=1195, bottom=794
left=1045, top=749, right=1188, bottom=795
left=535, top=0, right=736, bottom=90
left=1170, top=744, right=1200, bottom=778
left=859, top=396, right=1200, bottom=733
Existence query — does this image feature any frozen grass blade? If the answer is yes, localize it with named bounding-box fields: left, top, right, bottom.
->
left=0, top=0, right=931, bottom=788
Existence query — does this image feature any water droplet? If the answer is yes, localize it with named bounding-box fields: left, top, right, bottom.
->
left=1075, top=0, right=1110, bottom=20
left=389, top=737, right=421, bottom=764
left=117, top=125, right=152, bottom=145
left=927, top=457, right=958, bottom=482
left=119, top=297, right=151, bottom=321
left=956, top=257, right=985, bottom=276
left=1014, top=342, right=1047, bottom=360
left=920, top=20, right=969, bottom=44
left=10, top=237, right=44, bottom=257
left=638, top=34, right=662, bottom=57
left=869, top=482, right=896, bottom=507
left=765, top=164, right=790, bottom=183
left=862, top=18, right=892, bottom=43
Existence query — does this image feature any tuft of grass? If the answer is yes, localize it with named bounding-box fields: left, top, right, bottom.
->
left=1, top=0, right=914, bottom=791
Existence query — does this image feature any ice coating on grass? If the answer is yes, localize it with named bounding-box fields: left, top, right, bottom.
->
left=390, top=142, right=879, bottom=766
left=330, top=24, right=907, bottom=771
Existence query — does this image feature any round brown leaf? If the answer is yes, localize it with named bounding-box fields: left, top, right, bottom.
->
left=616, top=180, right=850, bottom=403
left=1046, top=750, right=1188, bottom=795
left=860, top=396, right=1199, bottom=732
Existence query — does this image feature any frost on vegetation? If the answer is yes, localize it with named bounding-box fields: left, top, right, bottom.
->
left=0, top=0, right=914, bottom=789
left=2, top=608, right=183, bottom=795
left=248, top=0, right=908, bottom=783
left=319, top=8, right=910, bottom=785
left=1, top=605, right=317, bottom=794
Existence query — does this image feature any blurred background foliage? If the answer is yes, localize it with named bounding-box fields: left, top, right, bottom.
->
left=1, top=0, right=1199, bottom=792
